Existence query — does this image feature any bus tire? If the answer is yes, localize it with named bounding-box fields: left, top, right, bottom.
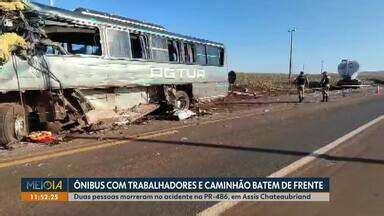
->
left=174, top=91, right=190, bottom=110
left=0, top=103, right=29, bottom=148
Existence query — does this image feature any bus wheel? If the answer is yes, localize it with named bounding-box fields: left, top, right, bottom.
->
left=174, top=91, right=190, bottom=110
left=0, top=103, right=29, bottom=148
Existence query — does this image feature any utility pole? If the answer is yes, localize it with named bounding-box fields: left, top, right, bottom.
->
left=288, top=27, right=296, bottom=83
left=321, top=60, right=324, bottom=73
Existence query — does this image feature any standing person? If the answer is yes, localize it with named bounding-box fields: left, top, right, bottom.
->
left=320, top=71, right=331, bottom=102
left=228, top=71, right=237, bottom=93
left=294, top=71, right=309, bottom=102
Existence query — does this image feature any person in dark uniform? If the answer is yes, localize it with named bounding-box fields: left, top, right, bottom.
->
left=228, top=71, right=237, bottom=92
left=294, top=71, right=309, bottom=102
left=320, top=71, right=331, bottom=102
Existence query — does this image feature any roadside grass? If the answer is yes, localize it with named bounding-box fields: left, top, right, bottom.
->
left=235, top=72, right=384, bottom=95
left=359, top=72, right=384, bottom=85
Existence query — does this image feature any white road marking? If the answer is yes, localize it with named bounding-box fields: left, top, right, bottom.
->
left=198, top=115, right=384, bottom=216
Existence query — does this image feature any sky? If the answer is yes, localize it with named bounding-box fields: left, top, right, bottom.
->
left=34, top=0, right=384, bottom=74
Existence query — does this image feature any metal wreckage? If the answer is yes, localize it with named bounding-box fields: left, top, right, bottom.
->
left=0, top=1, right=228, bottom=147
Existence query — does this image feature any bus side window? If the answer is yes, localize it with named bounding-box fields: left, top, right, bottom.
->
left=168, top=40, right=181, bottom=62
left=195, top=44, right=207, bottom=65
left=107, top=29, right=131, bottom=58
left=219, top=48, right=225, bottom=66
left=46, top=26, right=102, bottom=56
left=207, top=46, right=221, bottom=66
left=150, top=35, right=168, bottom=62
left=184, top=43, right=195, bottom=64
left=130, top=33, right=150, bottom=59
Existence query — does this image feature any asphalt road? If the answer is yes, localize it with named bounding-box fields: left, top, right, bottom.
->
left=0, top=95, right=383, bottom=216
left=224, top=119, right=384, bottom=216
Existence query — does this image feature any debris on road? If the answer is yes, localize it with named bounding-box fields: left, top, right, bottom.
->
left=174, top=109, right=196, bottom=121
left=231, top=91, right=259, bottom=97
left=27, top=131, right=56, bottom=144
left=196, top=108, right=213, bottom=116
left=114, top=104, right=160, bottom=126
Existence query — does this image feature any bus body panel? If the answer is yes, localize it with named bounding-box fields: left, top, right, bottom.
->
left=0, top=55, right=228, bottom=111
left=0, top=55, right=227, bottom=90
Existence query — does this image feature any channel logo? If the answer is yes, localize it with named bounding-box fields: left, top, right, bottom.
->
left=21, top=178, right=67, bottom=192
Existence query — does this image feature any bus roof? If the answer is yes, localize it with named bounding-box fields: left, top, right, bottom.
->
left=30, top=2, right=224, bottom=47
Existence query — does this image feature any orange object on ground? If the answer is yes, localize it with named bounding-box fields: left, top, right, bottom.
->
left=28, top=131, right=55, bottom=144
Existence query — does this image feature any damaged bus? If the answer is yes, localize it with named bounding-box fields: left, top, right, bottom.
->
left=0, top=1, right=228, bottom=147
